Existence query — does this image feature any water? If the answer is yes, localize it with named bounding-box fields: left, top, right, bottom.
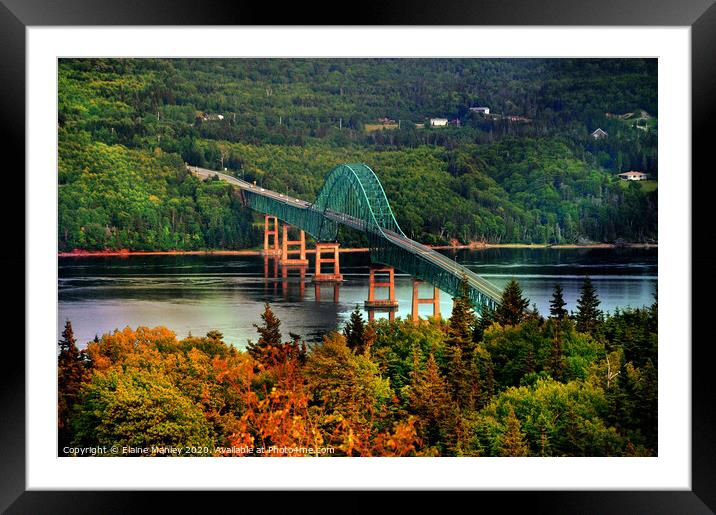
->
left=58, top=247, right=657, bottom=349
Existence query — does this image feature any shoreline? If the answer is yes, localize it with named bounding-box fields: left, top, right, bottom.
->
left=58, top=242, right=657, bottom=258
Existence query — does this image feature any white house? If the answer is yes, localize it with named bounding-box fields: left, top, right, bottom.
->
left=591, top=128, right=608, bottom=139
left=618, top=171, right=649, bottom=181
left=469, top=107, right=490, bottom=115
left=429, top=118, right=449, bottom=127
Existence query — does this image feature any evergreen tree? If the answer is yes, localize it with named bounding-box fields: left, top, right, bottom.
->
left=446, top=345, right=478, bottom=411
left=473, top=303, right=495, bottom=342
left=606, top=355, right=635, bottom=438
left=449, top=276, right=476, bottom=343
left=575, top=276, right=602, bottom=333
left=206, top=329, right=224, bottom=341
left=549, top=284, right=568, bottom=319
left=287, top=332, right=308, bottom=365
left=343, top=305, right=366, bottom=353
left=634, top=359, right=658, bottom=452
left=247, top=303, right=283, bottom=362
left=409, top=350, right=456, bottom=454
left=547, top=329, right=565, bottom=381
left=445, top=277, right=481, bottom=411
left=498, top=407, right=530, bottom=456
left=495, top=279, right=530, bottom=326
left=58, top=320, right=89, bottom=451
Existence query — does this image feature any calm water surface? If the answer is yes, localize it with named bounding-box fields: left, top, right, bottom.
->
left=58, top=248, right=657, bottom=349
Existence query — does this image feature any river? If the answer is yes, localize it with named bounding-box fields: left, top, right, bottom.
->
left=58, top=247, right=657, bottom=349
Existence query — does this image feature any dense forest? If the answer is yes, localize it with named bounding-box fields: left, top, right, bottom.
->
left=58, top=58, right=658, bottom=250
left=58, top=278, right=657, bottom=457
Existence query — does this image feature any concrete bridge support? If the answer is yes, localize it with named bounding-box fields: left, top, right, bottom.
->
left=313, top=243, right=343, bottom=282
left=365, top=266, right=398, bottom=322
left=263, top=215, right=280, bottom=255
left=280, top=224, right=309, bottom=266
left=365, top=266, right=398, bottom=309
left=411, top=279, right=441, bottom=323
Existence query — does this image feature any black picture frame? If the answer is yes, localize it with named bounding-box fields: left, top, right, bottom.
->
left=3, top=0, right=713, bottom=511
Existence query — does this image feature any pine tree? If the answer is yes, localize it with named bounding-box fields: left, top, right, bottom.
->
left=635, top=358, right=658, bottom=452
left=449, top=276, right=476, bottom=343
left=445, top=277, right=481, bottom=412
left=495, top=279, right=530, bottom=326
left=606, top=355, right=636, bottom=437
left=549, top=284, right=568, bottom=319
left=498, top=407, right=530, bottom=457
left=576, top=276, right=602, bottom=333
left=547, top=330, right=565, bottom=381
left=206, top=329, right=224, bottom=341
left=58, top=320, right=89, bottom=451
left=343, top=305, right=366, bottom=353
left=409, top=350, right=456, bottom=454
left=473, top=303, right=495, bottom=342
left=447, top=345, right=476, bottom=410
left=247, top=303, right=283, bottom=362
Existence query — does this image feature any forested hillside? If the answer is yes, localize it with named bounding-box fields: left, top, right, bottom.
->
left=58, top=58, right=658, bottom=251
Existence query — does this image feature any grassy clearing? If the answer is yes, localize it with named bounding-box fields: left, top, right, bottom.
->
left=364, top=123, right=399, bottom=133
left=618, top=179, right=657, bottom=193
left=639, top=180, right=658, bottom=193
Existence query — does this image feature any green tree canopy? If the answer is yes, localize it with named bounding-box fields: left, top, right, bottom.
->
left=72, top=369, right=214, bottom=454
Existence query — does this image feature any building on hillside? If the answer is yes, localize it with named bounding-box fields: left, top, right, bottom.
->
left=618, top=171, right=649, bottom=181
left=469, top=106, right=490, bottom=115
left=449, top=118, right=461, bottom=127
left=505, top=115, right=531, bottom=123
left=591, top=128, right=608, bottom=139
left=202, top=113, right=224, bottom=121
left=429, top=118, right=449, bottom=127
left=376, top=117, right=396, bottom=124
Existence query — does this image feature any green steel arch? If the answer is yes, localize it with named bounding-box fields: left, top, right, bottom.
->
left=237, top=163, right=502, bottom=310
left=312, top=163, right=405, bottom=241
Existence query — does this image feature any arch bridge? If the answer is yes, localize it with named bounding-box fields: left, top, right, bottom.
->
left=188, top=163, right=502, bottom=311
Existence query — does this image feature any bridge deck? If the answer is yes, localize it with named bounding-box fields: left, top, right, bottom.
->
left=188, top=165, right=503, bottom=306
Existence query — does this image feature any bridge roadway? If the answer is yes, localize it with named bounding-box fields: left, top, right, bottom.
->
left=188, top=165, right=503, bottom=305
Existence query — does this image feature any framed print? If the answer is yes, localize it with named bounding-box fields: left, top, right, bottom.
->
left=4, top=0, right=715, bottom=511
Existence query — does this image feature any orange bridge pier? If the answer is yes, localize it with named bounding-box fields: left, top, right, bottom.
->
left=262, top=215, right=450, bottom=321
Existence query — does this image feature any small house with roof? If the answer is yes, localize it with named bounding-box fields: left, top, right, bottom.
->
left=618, top=171, right=649, bottom=181
left=591, top=128, right=608, bottom=139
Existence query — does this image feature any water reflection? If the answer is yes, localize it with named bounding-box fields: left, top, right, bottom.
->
left=58, top=247, right=657, bottom=349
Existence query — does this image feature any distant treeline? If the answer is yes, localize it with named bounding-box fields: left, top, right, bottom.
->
left=58, top=58, right=657, bottom=250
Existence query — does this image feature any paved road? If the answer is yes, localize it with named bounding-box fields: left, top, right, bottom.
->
left=187, top=165, right=502, bottom=304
